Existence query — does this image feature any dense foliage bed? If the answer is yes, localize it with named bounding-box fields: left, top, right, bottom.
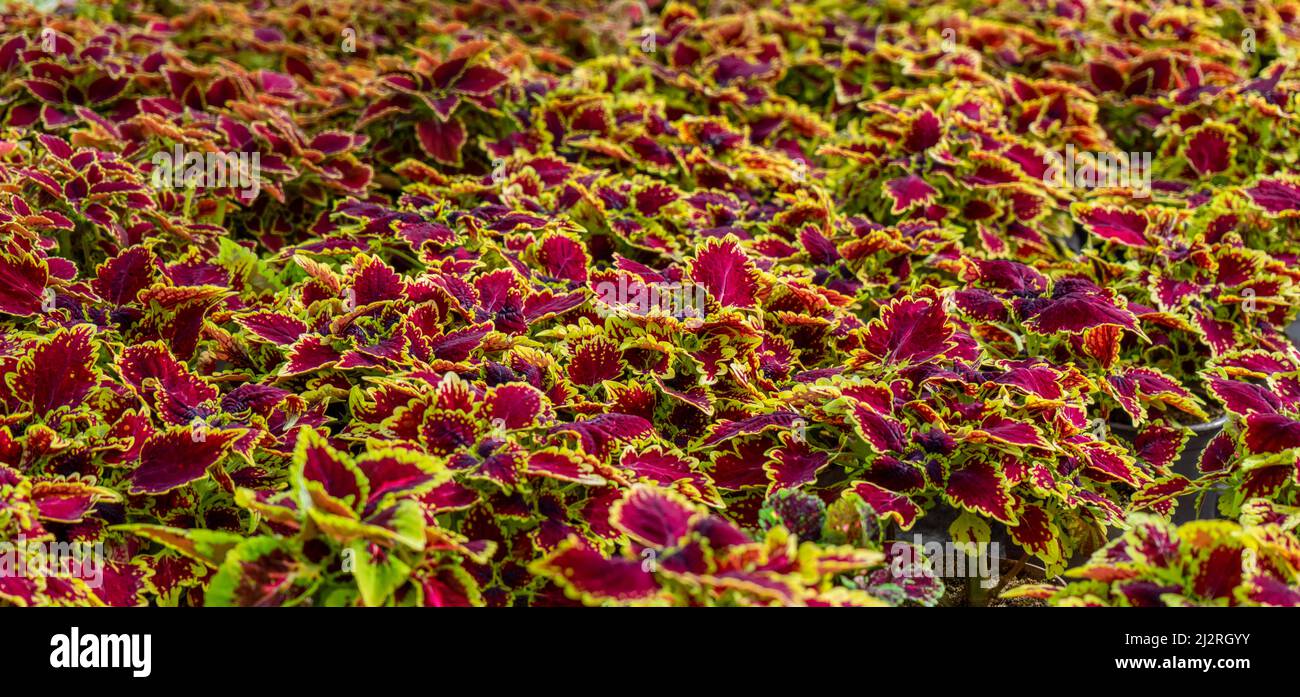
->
left=2, top=0, right=1300, bottom=606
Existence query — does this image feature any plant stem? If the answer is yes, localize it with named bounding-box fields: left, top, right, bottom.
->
left=992, top=553, right=1030, bottom=599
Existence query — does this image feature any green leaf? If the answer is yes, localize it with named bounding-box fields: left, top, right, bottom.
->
left=949, top=511, right=992, bottom=547
left=350, top=540, right=412, bottom=607
left=206, top=536, right=310, bottom=607
left=114, top=524, right=246, bottom=569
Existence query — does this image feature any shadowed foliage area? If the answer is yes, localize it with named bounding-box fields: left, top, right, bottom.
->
left=0, top=0, right=1299, bottom=606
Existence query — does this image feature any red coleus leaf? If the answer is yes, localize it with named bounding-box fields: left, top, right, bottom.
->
left=13, top=325, right=99, bottom=415
left=1183, top=124, right=1234, bottom=177
left=421, top=480, right=479, bottom=513
left=119, top=342, right=218, bottom=424
left=1247, top=577, right=1300, bottom=607
left=1078, top=442, right=1144, bottom=486
left=968, top=259, right=1048, bottom=293
left=350, top=255, right=406, bottom=305
left=635, top=184, right=678, bottom=216
left=551, top=413, right=653, bottom=457
left=689, top=235, right=758, bottom=309
left=1088, top=62, right=1125, bottom=92
left=903, top=110, right=942, bottom=152
left=237, top=311, right=309, bottom=346
left=1017, top=280, right=1138, bottom=335
left=522, top=289, right=585, bottom=324
left=764, top=436, right=831, bottom=491
left=859, top=295, right=954, bottom=365
left=206, top=539, right=306, bottom=606
left=428, top=322, right=492, bottom=362
left=92, top=247, right=156, bottom=306
left=885, top=175, right=938, bottom=214
left=953, top=288, right=1007, bottom=322
left=1075, top=205, right=1150, bottom=247
left=1245, top=178, right=1300, bottom=213
left=1133, top=425, right=1187, bottom=470
left=629, top=135, right=674, bottom=167
left=454, top=66, right=508, bottom=95
left=536, top=234, right=589, bottom=284
left=611, top=485, right=696, bottom=548
left=701, top=411, right=803, bottom=448
left=567, top=337, right=623, bottom=386
left=295, top=428, right=367, bottom=511
left=1007, top=504, right=1059, bottom=559
left=944, top=459, right=1016, bottom=523
left=418, top=407, right=478, bottom=456
left=849, top=404, right=906, bottom=452
left=849, top=481, right=920, bottom=530
left=970, top=414, right=1047, bottom=449
left=1132, top=476, right=1192, bottom=513
left=525, top=449, right=602, bottom=485
left=1240, top=466, right=1292, bottom=500
left=619, top=447, right=719, bottom=506
left=476, top=447, right=522, bottom=486
left=93, top=561, right=151, bottom=608
left=710, top=440, right=778, bottom=490
left=1244, top=413, right=1300, bottom=454
left=1191, top=546, right=1245, bottom=601
left=482, top=383, right=544, bottom=429
left=799, top=226, right=840, bottom=265
left=129, top=427, right=241, bottom=494
left=0, top=244, right=49, bottom=316
left=1199, top=432, right=1236, bottom=474
left=533, top=539, right=660, bottom=603
left=989, top=361, right=1065, bottom=400
left=282, top=335, right=341, bottom=375
left=31, top=478, right=114, bottom=523
left=415, top=119, right=467, bottom=166
left=1208, top=379, right=1280, bottom=416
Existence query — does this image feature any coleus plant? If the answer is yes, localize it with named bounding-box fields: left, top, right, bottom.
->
left=1189, top=348, right=1300, bottom=516
left=1071, top=196, right=1300, bottom=402
left=118, top=427, right=493, bottom=607
left=1, top=0, right=1299, bottom=609
left=788, top=286, right=1186, bottom=573
left=531, top=485, right=888, bottom=607
left=1005, top=500, right=1300, bottom=607
left=372, top=42, right=513, bottom=168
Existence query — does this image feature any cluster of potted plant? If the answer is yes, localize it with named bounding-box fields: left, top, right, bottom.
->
left=0, top=0, right=1298, bottom=606
left=1006, top=500, right=1300, bottom=606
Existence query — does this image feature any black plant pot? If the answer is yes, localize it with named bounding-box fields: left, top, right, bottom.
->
left=955, top=555, right=1064, bottom=606
left=1109, top=416, right=1228, bottom=523
left=1066, top=222, right=1087, bottom=253
left=905, top=502, right=1107, bottom=564
left=900, top=504, right=1027, bottom=605
left=1287, top=318, right=1300, bottom=348
left=994, top=556, right=1069, bottom=604
left=904, top=503, right=1014, bottom=550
